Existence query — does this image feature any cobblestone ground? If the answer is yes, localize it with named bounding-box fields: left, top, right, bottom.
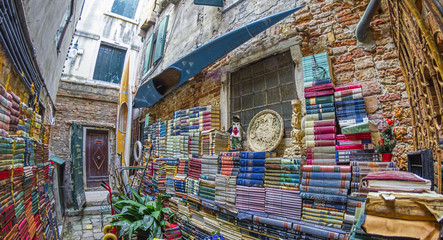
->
left=62, top=214, right=112, bottom=240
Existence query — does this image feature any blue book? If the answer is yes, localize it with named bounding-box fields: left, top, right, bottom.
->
left=237, top=179, right=263, bottom=187
left=239, top=166, right=265, bottom=173
left=336, top=109, right=368, bottom=115
left=337, top=114, right=368, bottom=120
left=303, top=78, right=333, bottom=87
left=306, top=103, right=335, bottom=110
left=238, top=173, right=265, bottom=180
left=239, top=158, right=266, bottom=166
left=335, top=98, right=365, bottom=107
left=300, top=185, right=348, bottom=196
left=301, top=179, right=350, bottom=189
left=302, top=172, right=351, bottom=180
left=240, top=151, right=272, bottom=159
left=303, top=200, right=347, bottom=210
left=337, top=140, right=372, bottom=146
left=336, top=104, right=366, bottom=112
left=300, top=192, right=348, bottom=203
left=306, top=107, right=335, bottom=115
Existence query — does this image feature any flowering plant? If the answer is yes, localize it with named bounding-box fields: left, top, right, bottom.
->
left=376, top=118, right=397, bottom=153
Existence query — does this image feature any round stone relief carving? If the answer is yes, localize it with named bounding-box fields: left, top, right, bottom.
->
left=247, top=109, right=284, bottom=152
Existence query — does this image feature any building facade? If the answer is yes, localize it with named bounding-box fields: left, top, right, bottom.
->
left=135, top=0, right=413, bottom=166
left=50, top=0, right=146, bottom=209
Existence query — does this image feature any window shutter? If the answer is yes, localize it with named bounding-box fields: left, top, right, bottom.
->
left=194, top=0, right=223, bottom=7
left=152, top=16, right=169, bottom=64
left=143, top=34, right=154, bottom=75
left=93, top=44, right=126, bottom=84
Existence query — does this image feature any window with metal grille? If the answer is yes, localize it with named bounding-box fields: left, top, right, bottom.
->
left=230, top=52, right=296, bottom=136
left=93, top=44, right=126, bottom=84
left=111, top=0, right=139, bottom=19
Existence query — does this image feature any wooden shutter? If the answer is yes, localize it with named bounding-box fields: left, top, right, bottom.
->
left=194, top=0, right=223, bottom=7
left=71, top=122, right=85, bottom=209
left=152, top=16, right=169, bottom=64
left=143, top=34, right=154, bottom=75
left=93, top=44, right=126, bottom=84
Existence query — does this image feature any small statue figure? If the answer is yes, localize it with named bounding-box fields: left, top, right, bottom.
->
left=227, top=115, right=245, bottom=150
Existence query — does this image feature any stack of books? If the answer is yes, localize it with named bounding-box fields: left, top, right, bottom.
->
left=351, top=161, right=398, bottom=194
left=237, top=151, right=268, bottom=187
left=199, top=175, right=216, bottom=201
left=199, top=105, right=220, bottom=131
left=188, top=132, right=200, bottom=158
left=12, top=168, right=25, bottom=239
left=164, top=157, right=178, bottom=196
left=201, top=129, right=228, bottom=156
left=7, top=91, right=20, bottom=136
left=157, top=160, right=166, bottom=193
left=23, top=167, right=35, bottom=239
left=200, top=155, right=218, bottom=177
left=342, top=195, right=366, bottom=231
left=187, top=158, right=201, bottom=180
left=185, top=177, right=199, bottom=197
left=0, top=170, right=14, bottom=239
left=334, top=84, right=367, bottom=129
left=157, top=120, right=167, bottom=156
left=215, top=152, right=239, bottom=210
left=264, top=188, right=302, bottom=221
left=188, top=107, right=201, bottom=134
left=302, top=53, right=336, bottom=166
left=360, top=171, right=431, bottom=193
left=235, top=185, right=266, bottom=213
left=264, top=158, right=300, bottom=189
left=300, top=165, right=351, bottom=229
left=218, top=151, right=240, bottom=176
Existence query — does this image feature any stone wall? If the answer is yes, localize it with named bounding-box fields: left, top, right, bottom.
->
left=140, top=0, right=412, bottom=169
left=50, top=80, right=118, bottom=206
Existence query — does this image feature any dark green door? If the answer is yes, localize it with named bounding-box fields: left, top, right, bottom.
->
left=71, top=122, right=85, bottom=209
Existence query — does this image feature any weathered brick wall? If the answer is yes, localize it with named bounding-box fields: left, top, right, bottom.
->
left=141, top=0, right=412, bottom=168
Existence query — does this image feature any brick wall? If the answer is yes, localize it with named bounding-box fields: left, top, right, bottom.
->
left=140, top=0, right=412, bottom=169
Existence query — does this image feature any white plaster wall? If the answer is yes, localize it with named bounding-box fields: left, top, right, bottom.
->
left=62, top=0, right=146, bottom=89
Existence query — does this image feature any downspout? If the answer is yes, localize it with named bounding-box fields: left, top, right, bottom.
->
left=355, top=0, right=381, bottom=42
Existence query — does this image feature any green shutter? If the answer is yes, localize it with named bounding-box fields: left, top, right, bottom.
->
left=143, top=34, right=154, bottom=75
left=152, top=16, right=169, bottom=64
left=93, top=44, right=126, bottom=84
left=194, top=0, right=223, bottom=7
left=111, top=0, right=139, bottom=19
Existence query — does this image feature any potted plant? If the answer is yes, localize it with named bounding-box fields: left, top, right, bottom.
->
left=376, top=118, right=397, bottom=162
left=108, top=189, right=177, bottom=240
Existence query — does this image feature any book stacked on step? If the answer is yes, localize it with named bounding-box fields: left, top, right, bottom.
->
left=300, top=165, right=351, bottom=229
left=237, top=151, right=270, bottom=187
left=187, top=132, right=200, bottom=158
left=264, top=158, right=300, bottom=190
left=199, top=105, right=220, bottom=131
left=199, top=175, right=216, bottom=201
left=334, top=84, right=367, bottom=128
left=350, top=161, right=398, bottom=194
left=342, top=195, right=366, bottom=231
left=302, top=52, right=337, bottom=166
left=188, top=107, right=201, bottom=134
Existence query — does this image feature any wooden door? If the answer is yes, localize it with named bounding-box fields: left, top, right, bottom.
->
left=86, top=130, right=109, bottom=188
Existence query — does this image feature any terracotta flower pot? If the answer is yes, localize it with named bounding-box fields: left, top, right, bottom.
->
left=382, top=152, right=393, bottom=162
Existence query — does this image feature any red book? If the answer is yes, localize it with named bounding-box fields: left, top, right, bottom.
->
left=305, top=119, right=336, bottom=128
left=305, top=90, right=334, bottom=98
left=335, top=144, right=374, bottom=150
left=334, top=87, right=362, bottom=97
left=336, top=133, right=371, bottom=140
left=305, top=126, right=336, bottom=134
left=363, top=171, right=430, bottom=182
left=305, top=133, right=336, bottom=140
left=335, top=84, right=362, bottom=92
left=304, top=83, right=334, bottom=92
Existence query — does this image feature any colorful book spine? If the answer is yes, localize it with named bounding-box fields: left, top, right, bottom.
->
left=303, top=78, right=332, bottom=88
left=300, top=185, right=348, bottom=196
left=306, top=95, right=335, bottom=106
left=334, top=88, right=362, bottom=97
left=240, top=151, right=269, bottom=159
left=305, top=126, right=336, bottom=135
left=239, top=159, right=265, bottom=166
left=305, top=112, right=336, bottom=121
left=239, top=166, right=265, bottom=173
left=335, top=93, right=363, bottom=102
left=306, top=103, right=335, bottom=110
left=238, top=173, right=264, bottom=180
left=306, top=107, right=336, bottom=114
left=303, top=172, right=352, bottom=180
left=336, top=140, right=372, bottom=145
left=306, top=134, right=336, bottom=141
left=305, top=90, right=335, bottom=98
left=334, top=98, right=365, bottom=107
left=300, top=192, right=347, bottom=203
left=305, top=119, right=336, bottom=128
left=306, top=146, right=336, bottom=153
left=335, top=144, right=374, bottom=150
left=350, top=161, right=396, bottom=167
left=236, top=179, right=263, bottom=187
left=336, top=133, right=372, bottom=141
left=334, top=84, right=362, bottom=92
left=302, top=165, right=351, bottom=173
left=306, top=140, right=336, bottom=147
left=301, top=179, right=350, bottom=189
left=306, top=153, right=336, bottom=159
left=306, top=159, right=337, bottom=165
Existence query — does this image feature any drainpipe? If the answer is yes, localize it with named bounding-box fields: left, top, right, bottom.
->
left=355, top=0, right=381, bottom=42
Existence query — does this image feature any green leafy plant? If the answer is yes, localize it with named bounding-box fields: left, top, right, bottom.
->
left=376, top=118, right=397, bottom=153
left=108, top=189, right=174, bottom=239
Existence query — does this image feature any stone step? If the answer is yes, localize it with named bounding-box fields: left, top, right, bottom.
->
left=65, top=205, right=111, bottom=217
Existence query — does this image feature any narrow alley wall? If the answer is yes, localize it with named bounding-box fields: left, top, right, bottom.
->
left=141, top=0, right=412, bottom=169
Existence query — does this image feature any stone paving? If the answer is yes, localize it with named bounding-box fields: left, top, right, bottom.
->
left=62, top=214, right=112, bottom=240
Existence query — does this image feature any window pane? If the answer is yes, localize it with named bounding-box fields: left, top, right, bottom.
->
left=252, top=76, right=265, bottom=92
left=93, top=44, right=126, bottom=84
left=241, top=94, right=253, bottom=109
left=244, top=109, right=254, bottom=126
left=111, top=0, right=139, bottom=19
left=232, top=96, right=241, bottom=112
left=265, top=71, right=279, bottom=88
left=282, top=101, right=292, bottom=120
left=281, top=83, right=295, bottom=101
left=268, top=103, right=282, bottom=116
left=280, top=66, right=294, bottom=84
left=241, top=80, right=252, bottom=95
left=232, top=83, right=241, bottom=97
left=254, top=91, right=266, bottom=107
left=266, top=87, right=280, bottom=104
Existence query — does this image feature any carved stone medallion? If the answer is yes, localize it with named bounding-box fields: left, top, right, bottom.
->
left=247, top=109, right=284, bottom=152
